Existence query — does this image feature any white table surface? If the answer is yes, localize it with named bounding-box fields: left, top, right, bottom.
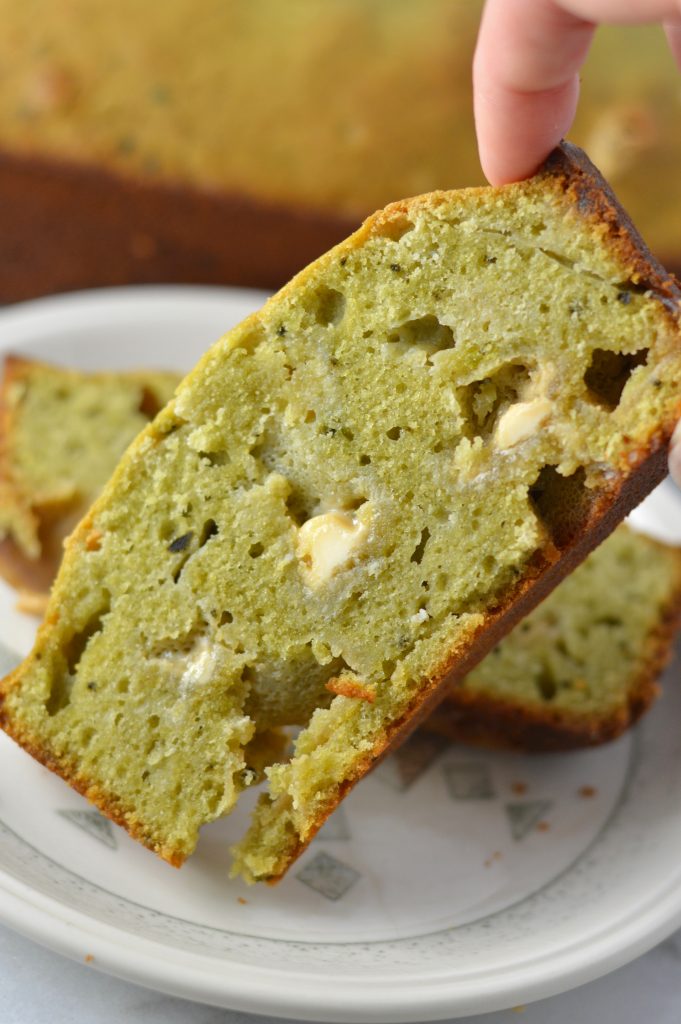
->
left=4, top=920, right=681, bottom=1024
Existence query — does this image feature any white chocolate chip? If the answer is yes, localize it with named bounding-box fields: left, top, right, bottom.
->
left=297, top=510, right=369, bottom=586
left=179, top=639, right=216, bottom=692
left=495, top=397, right=552, bottom=449
left=159, top=635, right=219, bottom=697
left=410, top=608, right=430, bottom=625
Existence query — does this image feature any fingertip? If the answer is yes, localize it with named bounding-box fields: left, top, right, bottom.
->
left=474, top=78, right=579, bottom=186
left=478, top=149, right=548, bottom=188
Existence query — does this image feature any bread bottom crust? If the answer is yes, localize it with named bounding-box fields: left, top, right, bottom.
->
left=0, top=150, right=359, bottom=302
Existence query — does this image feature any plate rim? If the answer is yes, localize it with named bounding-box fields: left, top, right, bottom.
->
left=1, top=285, right=681, bottom=1022
left=4, top=850, right=681, bottom=1023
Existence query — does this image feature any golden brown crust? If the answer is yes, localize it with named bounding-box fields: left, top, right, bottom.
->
left=541, top=143, right=681, bottom=309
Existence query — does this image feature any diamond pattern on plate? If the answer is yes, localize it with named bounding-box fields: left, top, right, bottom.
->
left=443, top=761, right=496, bottom=800
left=505, top=800, right=553, bottom=840
left=58, top=809, right=118, bottom=850
left=374, top=731, right=448, bottom=792
left=296, top=851, right=360, bottom=900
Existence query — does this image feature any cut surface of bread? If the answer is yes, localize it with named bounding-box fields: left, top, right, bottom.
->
left=1, top=144, right=681, bottom=883
left=3, top=366, right=677, bottom=755
left=0, top=356, right=179, bottom=600
left=427, top=526, right=681, bottom=751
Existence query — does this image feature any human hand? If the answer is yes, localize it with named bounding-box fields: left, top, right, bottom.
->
left=473, top=0, right=681, bottom=184
left=473, top=0, right=681, bottom=488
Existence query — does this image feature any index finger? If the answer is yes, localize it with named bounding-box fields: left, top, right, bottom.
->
left=474, top=0, right=681, bottom=185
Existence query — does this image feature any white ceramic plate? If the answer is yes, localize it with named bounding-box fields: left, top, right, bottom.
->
left=0, top=287, right=680, bottom=1023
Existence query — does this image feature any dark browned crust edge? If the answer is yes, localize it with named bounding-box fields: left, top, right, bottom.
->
left=424, top=543, right=681, bottom=752
left=0, top=149, right=360, bottom=302
left=2, top=144, right=681, bottom=879
left=543, top=141, right=681, bottom=311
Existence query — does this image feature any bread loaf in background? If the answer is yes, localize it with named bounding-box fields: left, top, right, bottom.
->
left=1, top=1, right=679, bottom=299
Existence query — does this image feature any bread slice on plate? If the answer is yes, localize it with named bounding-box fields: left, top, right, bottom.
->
left=0, top=356, right=179, bottom=610
left=1, top=142, right=680, bottom=883
left=426, top=525, right=681, bottom=751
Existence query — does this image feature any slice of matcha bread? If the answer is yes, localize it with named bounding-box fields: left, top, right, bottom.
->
left=1, top=143, right=681, bottom=883
left=2, top=364, right=677, bottom=756
left=0, top=356, right=179, bottom=603
left=427, top=526, right=681, bottom=751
